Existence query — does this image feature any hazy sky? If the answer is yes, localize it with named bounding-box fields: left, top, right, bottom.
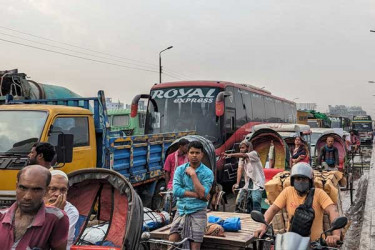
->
left=1, top=0, right=375, bottom=115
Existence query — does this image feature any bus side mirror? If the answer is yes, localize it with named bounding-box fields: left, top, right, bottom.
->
left=131, top=94, right=151, bottom=118
left=215, top=91, right=230, bottom=117
left=216, top=101, right=224, bottom=117
left=56, top=134, right=73, bottom=163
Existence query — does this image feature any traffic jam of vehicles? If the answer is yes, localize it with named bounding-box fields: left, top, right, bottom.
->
left=0, top=69, right=372, bottom=250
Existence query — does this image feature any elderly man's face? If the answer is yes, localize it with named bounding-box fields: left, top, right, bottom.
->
left=45, top=175, right=68, bottom=204
left=16, top=170, right=47, bottom=214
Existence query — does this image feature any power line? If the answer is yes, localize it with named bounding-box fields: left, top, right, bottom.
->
left=0, top=31, right=158, bottom=71
left=0, top=25, right=158, bottom=67
left=0, top=38, right=158, bottom=73
left=0, top=26, right=195, bottom=81
left=163, top=68, right=192, bottom=80
left=163, top=72, right=185, bottom=81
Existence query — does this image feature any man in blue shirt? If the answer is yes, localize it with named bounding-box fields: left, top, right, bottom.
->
left=169, top=141, right=214, bottom=250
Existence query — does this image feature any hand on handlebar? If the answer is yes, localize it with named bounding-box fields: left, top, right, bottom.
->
left=325, top=235, right=341, bottom=247
left=254, top=224, right=267, bottom=238
left=232, top=183, right=239, bottom=193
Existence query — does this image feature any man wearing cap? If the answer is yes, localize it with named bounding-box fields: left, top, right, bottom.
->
left=45, top=170, right=79, bottom=249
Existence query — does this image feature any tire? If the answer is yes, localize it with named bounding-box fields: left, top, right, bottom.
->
left=151, top=180, right=166, bottom=210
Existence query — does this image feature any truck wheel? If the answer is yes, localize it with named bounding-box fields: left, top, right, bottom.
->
left=151, top=180, right=166, bottom=210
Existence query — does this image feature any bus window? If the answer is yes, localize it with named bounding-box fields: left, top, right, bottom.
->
left=235, top=88, right=247, bottom=128
left=243, top=90, right=253, bottom=121
left=224, top=86, right=236, bottom=140
left=265, top=97, right=277, bottom=122
left=251, top=93, right=265, bottom=121
left=283, top=102, right=293, bottom=123
left=275, top=99, right=285, bottom=122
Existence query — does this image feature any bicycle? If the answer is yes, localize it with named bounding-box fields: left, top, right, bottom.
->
left=233, top=187, right=265, bottom=213
left=140, top=232, right=192, bottom=250
left=159, top=188, right=176, bottom=223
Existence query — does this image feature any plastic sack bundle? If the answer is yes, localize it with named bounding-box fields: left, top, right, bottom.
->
left=208, top=215, right=224, bottom=225
left=207, top=216, right=241, bottom=232
left=222, top=217, right=241, bottom=232
left=142, top=207, right=170, bottom=231
left=205, top=223, right=225, bottom=237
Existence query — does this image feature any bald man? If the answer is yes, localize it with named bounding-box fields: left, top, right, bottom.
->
left=318, top=136, right=339, bottom=171
left=45, top=170, right=79, bottom=249
left=0, top=165, right=69, bottom=249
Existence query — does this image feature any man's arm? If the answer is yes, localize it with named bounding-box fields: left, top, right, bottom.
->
left=172, top=166, right=187, bottom=198
left=324, top=204, right=341, bottom=246
left=186, top=167, right=206, bottom=199
left=318, top=147, right=324, bottom=165
left=254, top=204, right=281, bottom=237
left=165, top=171, right=171, bottom=189
left=225, top=152, right=249, bottom=159
left=235, top=164, right=244, bottom=188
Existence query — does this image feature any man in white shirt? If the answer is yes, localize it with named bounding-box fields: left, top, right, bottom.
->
left=45, top=170, right=79, bottom=249
left=225, top=140, right=265, bottom=213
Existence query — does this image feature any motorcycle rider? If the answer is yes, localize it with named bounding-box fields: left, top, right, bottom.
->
left=254, top=162, right=341, bottom=247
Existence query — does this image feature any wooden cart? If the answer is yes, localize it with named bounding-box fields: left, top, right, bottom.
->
left=149, top=211, right=261, bottom=250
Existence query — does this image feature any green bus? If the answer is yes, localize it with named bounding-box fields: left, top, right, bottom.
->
left=108, top=109, right=146, bottom=135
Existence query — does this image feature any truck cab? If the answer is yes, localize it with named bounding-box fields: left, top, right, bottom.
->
left=0, top=91, right=192, bottom=208
left=0, top=104, right=96, bottom=205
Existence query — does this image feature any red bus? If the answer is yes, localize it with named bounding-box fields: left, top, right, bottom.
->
left=132, top=81, right=296, bottom=184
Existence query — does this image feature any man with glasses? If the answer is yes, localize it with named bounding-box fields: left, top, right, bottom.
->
left=45, top=170, right=79, bottom=249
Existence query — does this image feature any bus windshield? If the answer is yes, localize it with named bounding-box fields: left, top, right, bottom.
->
left=0, top=111, right=47, bottom=154
left=147, top=87, right=221, bottom=144
left=353, top=122, right=372, bottom=131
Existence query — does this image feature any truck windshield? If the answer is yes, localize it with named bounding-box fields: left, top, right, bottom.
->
left=0, top=111, right=47, bottom=154
left=353, top=122, right=372, bottom=131
left=146, top=87, right=221, bottom=144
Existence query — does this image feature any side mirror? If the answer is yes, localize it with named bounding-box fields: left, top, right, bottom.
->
left=251, top=210, right=267, bottom=225
left=56, top=134, right=74, bottom=164
left=131, top=94, right=150, bottom=118
left=325, top=217, right=348, bottom=233
left=215, top=91, right=231, bottom=117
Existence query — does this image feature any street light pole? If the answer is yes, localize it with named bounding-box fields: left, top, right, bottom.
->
left=159, top=46, right=173, bottom=83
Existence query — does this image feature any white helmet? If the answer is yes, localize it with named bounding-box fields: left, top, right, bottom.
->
left=291, top=162, right=313, bottom=187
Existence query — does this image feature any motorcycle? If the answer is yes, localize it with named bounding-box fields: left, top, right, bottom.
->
left=251, top=210, right=347, bottom=250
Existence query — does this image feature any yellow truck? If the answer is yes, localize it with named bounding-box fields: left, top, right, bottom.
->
left=0, top=91, right=190, bottom=208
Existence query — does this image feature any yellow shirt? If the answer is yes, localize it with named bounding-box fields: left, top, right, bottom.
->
left=273, top=186, right=334, bottom=241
